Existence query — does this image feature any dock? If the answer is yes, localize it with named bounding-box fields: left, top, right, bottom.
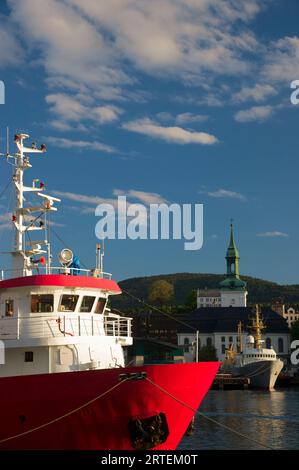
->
left=212, top=373, right=250, bottom=390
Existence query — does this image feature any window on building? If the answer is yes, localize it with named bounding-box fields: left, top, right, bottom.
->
left=278, top=338, right=284, bottom=353
left=31, top=294, right=54, bottom=313
left=5, top=299, right=14, bottom=316
left=266, top=337, right=271, bottom=349
left=59, top=295, right=79, bottom=312
left=206, top=337, right=212, bottom=347
left=221, top=344, right=226, bottom=354
left=79, top=296, right=96, bottom=313
left=229, top=336, right=233, bottom=343
left=95, top=298, right=106, bottom=314
left=184, top=337, right=190, bottom=352
left=221, top=336, right=225, bottom=342
left=25, top=351, right=34, bottom=362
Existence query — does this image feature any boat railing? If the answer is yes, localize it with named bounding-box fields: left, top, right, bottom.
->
left=104, top=315, right=132, bottom=338
left=0, top=266, right=112, bottom=280
left=0, top=313, right=132, bottom=341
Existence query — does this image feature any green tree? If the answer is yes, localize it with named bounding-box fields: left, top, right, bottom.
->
left=185, top=289, right=197, bottom=311
left=291, top=319, right=299, bottom=341
left=148, top=280, right=174, bottom=306
left=197, top=346, right=218, bottom=362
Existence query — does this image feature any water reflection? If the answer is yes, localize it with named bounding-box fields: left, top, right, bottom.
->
left=179, top=389, right=299, bottom=450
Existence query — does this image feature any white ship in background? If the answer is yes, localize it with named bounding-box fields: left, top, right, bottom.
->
left=223, top=305, right=284, bottom=390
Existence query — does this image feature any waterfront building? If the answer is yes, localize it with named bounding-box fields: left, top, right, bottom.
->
left=177, top=306, right=290, bottom=362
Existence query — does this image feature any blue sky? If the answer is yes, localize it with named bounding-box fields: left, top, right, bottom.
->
left=0, top=0, right=298, bottom=284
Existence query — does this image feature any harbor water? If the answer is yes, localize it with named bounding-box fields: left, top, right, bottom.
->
left=179, top=388, right=299, bottom=450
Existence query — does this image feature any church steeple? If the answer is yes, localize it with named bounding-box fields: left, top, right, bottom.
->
left=226, top=223, right=240, bottom=278
left=220, top=222, right=247, bottom=305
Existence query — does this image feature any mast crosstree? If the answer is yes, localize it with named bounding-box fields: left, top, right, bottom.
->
left=2, top=133, right=61, bottom=277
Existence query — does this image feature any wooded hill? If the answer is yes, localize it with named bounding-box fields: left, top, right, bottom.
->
left=111, top=272, right=299, bottom=312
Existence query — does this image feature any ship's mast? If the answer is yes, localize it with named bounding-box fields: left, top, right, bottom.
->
left=237, top=321, right=243, bottom=353
left=250, top=304, right=265, bottom=350
left=6, top=133, right=61, bottom=277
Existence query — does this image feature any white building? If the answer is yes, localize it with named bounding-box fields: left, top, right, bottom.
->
left=197, top=289, right=221, bottom=308
left=177, top=307, right=290, bottom=362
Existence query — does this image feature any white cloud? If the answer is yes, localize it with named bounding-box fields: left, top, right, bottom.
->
left=257, top=231, right=289, bottom=238
left=233, top=84, right=277, bottom=103
left=122, top=118, right=217, bottom=145
left=93, top=105, right=123, bottom=124
left=263, top=36, right=299, bottom=82
left=6, top=0, right=263, bottom=101
left=46, top=136, right=115, bottom=154
left=54, top=190, right=117, bottom=207
left=46, top=93, right=123, bottom=128
left=66, top=0, right=260, bottom=77
left=0, top=213, right=13, bottom=232
left=200, top=188, right=247, bottom=201
left=156, top=112, right=208, bottom=124
left=0, top=15, right=22, bottom=65
left=0, top=213, right=12, bottom=223
left=234, top=105, right=274, bottom=123
left=175, top=113, right=209, bottom=124
left=46, top=94, right=86, bottom=122
left=54, top=188, right=167, bottom=215
left=113, top=189, right=167, bottom=205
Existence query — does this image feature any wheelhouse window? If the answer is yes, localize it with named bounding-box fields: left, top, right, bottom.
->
left=79, top=296, right=96, bottom=313
left=59, top=295, right=79, bottom=312
left=5, top=299, right=14, bottom=316
left=95, top=298, right=106, bottom=314
left=31, top=294, right=54, bottom=313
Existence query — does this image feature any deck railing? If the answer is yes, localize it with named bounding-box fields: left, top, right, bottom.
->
left=0, top=313, right=132, bottom=341
left=0, top=266, right=112, bottom=280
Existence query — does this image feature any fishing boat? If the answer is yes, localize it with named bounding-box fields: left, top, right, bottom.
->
left=0, top=133, right=219, bottom=450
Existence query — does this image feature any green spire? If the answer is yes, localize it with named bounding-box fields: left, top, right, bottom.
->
left=220, top=222, right=246, bottom=291
left=226, top=223, right=239, bottom=260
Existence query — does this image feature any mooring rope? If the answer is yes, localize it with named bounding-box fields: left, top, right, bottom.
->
left=0, top=377, right=129, bottom=445
left=145, top=377, right=275, bottom=450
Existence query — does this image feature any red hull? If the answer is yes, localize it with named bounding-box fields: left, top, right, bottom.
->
left=0, top=363, right=219, bottom=450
